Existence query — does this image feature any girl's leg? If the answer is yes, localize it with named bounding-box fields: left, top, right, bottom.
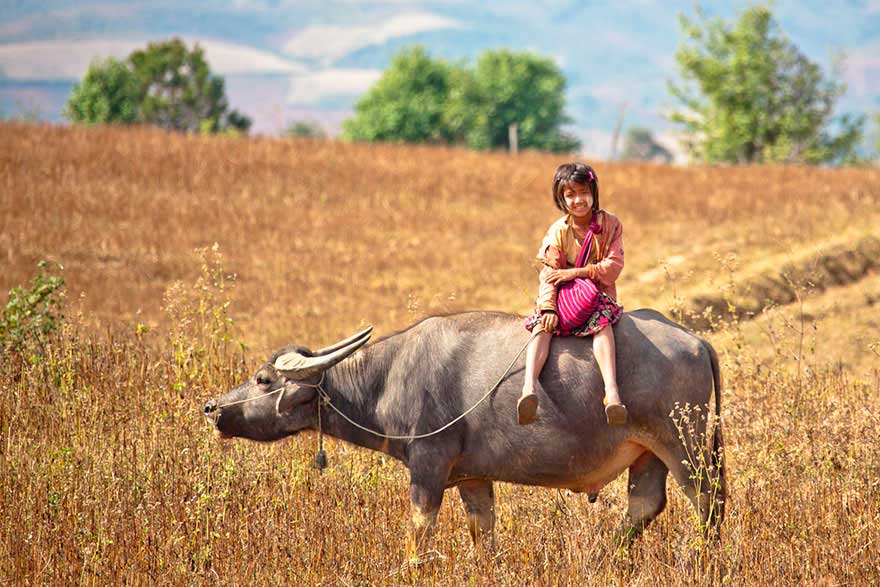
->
left=593, top=325, right=627, bottom=424
left=518, top=331, right=551, bottom=425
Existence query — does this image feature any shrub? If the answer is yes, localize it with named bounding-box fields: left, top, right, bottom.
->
left=0, top=261, right=65, bottom=354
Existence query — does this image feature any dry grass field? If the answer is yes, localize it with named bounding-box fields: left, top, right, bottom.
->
left=1, top=122, right=879, bottom=585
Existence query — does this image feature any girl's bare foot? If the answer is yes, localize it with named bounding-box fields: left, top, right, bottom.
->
left=603, top=387, right=627, bottom=425
left=517, top=390, right=538, bottom=425
left=604, top=401, right=628, bottom=425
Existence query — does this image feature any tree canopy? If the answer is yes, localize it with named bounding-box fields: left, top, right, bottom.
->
left=465, top=50, right=579, bottom=152
left=342, top=47, right=455, bottom=144
left=669, top=5, right=863, bottom=165
left=64, top=57, right=140, bottom=125
left=873, top=113, right=880, bottom=157
left=64, top=38, right=251, bottom=134
left=284, top=120, right=326, bottom=139
left=344, top=47, right=579, bottom=153
left=620, top=127, right=673, bottom=163
left=129, top=39, right=250, bottom=134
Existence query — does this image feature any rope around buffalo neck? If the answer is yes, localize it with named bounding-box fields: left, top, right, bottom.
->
left=315, top=331, right=539, bottom=441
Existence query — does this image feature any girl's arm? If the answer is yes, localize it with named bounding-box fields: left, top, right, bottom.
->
left=536, top=245, right=565, bottom=312
left=537, top=266, right=559, bottom=312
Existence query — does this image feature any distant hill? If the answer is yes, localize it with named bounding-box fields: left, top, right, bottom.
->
left=1, top=1, right=877, bottom=157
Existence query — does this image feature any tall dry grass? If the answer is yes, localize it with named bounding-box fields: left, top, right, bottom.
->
left=3, top=122, right=878, bottom=353
left=2, top=122, right=880, bottom=585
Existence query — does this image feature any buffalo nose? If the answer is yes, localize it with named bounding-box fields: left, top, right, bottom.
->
left=204, top=400, right=218, bottom=415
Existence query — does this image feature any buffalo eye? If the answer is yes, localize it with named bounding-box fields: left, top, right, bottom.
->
left=256, top=374, right=273, bottom=386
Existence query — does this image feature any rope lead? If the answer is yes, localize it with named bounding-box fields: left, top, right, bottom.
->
left=315, top=395, right=327, bottom=472
left=315, top=331, right=538, bottom=442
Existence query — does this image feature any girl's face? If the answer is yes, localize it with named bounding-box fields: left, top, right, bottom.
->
left=562, top=182, right=593, bottom=218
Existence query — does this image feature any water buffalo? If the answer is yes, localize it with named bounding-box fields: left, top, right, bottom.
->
left=204, top=309, right=725, bottom=552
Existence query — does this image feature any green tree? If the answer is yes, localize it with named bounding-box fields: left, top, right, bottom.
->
left=620, top=127, right=673, bottom=163
left=343, top=46, right=455, bottom=143
left=63, top=57, right=140, bottom=125
left=128, top=38, right=251, bottom=134
left=669, top=5, right=863, bottom=164
left=344, top=46, right=579, bottom=153
left=284, top=120, right=325, bottom=139
left=873, top=112, right=880, bottom=157
left=439, top=63, right=484, bottom=145
left=463, top=50, right=579, bottom=152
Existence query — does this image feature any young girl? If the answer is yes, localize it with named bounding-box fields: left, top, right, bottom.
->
left=518, top=162, right=626, bottom=426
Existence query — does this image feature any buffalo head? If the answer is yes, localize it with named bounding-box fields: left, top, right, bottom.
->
left=204, top=326, right=372, bottom=441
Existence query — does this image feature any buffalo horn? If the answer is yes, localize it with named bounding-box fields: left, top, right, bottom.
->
left=274, top=327, right=373, bottom=377
left=315, top=326, right=373, bottom=356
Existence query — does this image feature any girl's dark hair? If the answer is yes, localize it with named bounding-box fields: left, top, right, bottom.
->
left=552, top=162, right=599, bottom=213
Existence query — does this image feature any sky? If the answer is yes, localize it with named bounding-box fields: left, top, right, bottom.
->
left=1, top=0, right=878, bottom=158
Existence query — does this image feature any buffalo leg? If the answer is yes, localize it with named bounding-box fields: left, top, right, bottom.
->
left=618, top=452, right=668, bottom=543
left=407, top=470, right=446, bottom=557
left=654, top=441, right=723, bottom=537
left=458, top=480, right=495, bottom=550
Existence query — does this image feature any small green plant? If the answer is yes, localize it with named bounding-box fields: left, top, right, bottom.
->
left=660, top=259, right=686, bottom=325
left=0, top=260, right=65, bottom=353
left=163, top=244, right=245, bottom=392
left=670, top=402, right=725, bottom=539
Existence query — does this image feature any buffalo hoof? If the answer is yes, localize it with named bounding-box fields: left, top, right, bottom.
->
left=517, top=393, right=538, bottom=425
left=588, top=493, right=598, bottom=503
left=605, top=403, right=628, bottom=425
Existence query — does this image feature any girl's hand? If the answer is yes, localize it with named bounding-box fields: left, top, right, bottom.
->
left=545, top=268, right=577, bottom=286
left=540, top=312, right=558, bottom=333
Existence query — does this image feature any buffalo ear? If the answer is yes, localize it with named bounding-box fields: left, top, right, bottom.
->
left=276, top=385, right=317, bottom=414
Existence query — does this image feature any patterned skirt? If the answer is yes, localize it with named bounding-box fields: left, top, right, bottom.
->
left=524, top=292, right=623, bottom=337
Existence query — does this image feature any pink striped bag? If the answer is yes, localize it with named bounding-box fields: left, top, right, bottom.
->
left=555, top=220, right=600, bottom=335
